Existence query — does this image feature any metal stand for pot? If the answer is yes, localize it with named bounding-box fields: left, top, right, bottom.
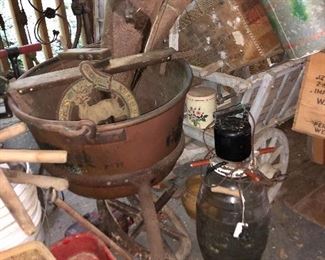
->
left=96, top=136, right=191, bottom=259
left=98, top=190, right=191, bottom=259
left=43, top=135, right=191, bottom=259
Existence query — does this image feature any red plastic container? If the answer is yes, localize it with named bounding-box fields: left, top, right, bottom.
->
left=50, top=232, right=116, bottom=260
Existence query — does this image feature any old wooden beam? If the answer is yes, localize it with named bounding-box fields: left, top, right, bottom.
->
left=0, top=35, right=10, bottom=74
left=56, top=0, right=72, bottom=49
left=32, top=0, right=53, bottom=59
left=145, top=0, right=192, bottom=51
left=7, top=0, right=34, bottom=69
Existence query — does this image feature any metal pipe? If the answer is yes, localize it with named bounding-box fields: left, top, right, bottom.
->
left=130, top=183, right=178, bottom=238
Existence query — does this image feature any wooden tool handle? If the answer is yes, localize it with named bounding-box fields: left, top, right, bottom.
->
left=210, top=186, right=240, bottom=197
left=258, top=147, right=276, bottom=155
left=0, top=122, right=28, bottom=142
left=0, top=169, right=36, bottom=235
left=0, top=43, right=42, bottom=59
left=244, top=169, right=261, bottom=182
left=190, top=159, right=210, bottom=168
left=3, top=169, right=69, bottom=191
left=10, top=48, right=176, bottom=92
left=0, top=149, right=67, bottom=163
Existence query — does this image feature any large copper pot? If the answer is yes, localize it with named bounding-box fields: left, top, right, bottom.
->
left=8, top=54, right=192, bottom=199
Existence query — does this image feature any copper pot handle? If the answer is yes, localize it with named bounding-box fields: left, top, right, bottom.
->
left=8, top=98, right=97, bottom=141
left=42, top=122, right=96, bottom=140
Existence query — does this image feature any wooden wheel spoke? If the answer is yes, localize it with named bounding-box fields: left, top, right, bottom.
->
left=260, top=139, right=267, bottom=150
left=257, top=157, right=263, bottom=167
left=264, top=137, right=278, bottom=162
left=258, top=139, right=269, bottom=164
left=260, top=154, right=269, bottom=164
left=272, top=163, right=282, bottom=171
left=269, top=145, right=283, bottom=164
left=255, top=128, right=289, bottom=202
left=268, top=137, right=278, bottom=148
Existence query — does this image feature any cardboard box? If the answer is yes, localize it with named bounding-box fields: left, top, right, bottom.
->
left=293, top=52, right=325, bottom=138
left=308, top=136, right=325, bottom=165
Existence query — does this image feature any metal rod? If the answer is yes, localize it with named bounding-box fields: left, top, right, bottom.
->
left=106, top=199, right=139, bottom=217
left=99, top=200, right=149, bottom=257
left=137, top=181, right=165, bottom=259
left=130, top=183, right=178, bottom=238
left=53, top=196, right=132, bottom=260
left=100, top=0, right=116, bottom=49
left=82, top=5, right=94, bottom=44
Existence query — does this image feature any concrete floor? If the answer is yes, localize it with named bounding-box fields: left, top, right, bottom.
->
left=1, top=117, right=325, bottom=259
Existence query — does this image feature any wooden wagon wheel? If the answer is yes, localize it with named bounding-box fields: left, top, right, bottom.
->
left=254, top=127, right=289, bottom=203
left=97, top=195, right=192, bottom=259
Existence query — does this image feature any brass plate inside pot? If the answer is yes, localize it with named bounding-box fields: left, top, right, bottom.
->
left=58, top=78, right=140, bottom=123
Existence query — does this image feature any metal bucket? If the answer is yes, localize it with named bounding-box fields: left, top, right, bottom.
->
left=8, top=57, right=192, bottom=199
left=261, top=0, right=325, bottom=59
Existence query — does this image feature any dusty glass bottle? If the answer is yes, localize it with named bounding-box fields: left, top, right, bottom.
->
left=197, top=166, right=270, bottom=260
